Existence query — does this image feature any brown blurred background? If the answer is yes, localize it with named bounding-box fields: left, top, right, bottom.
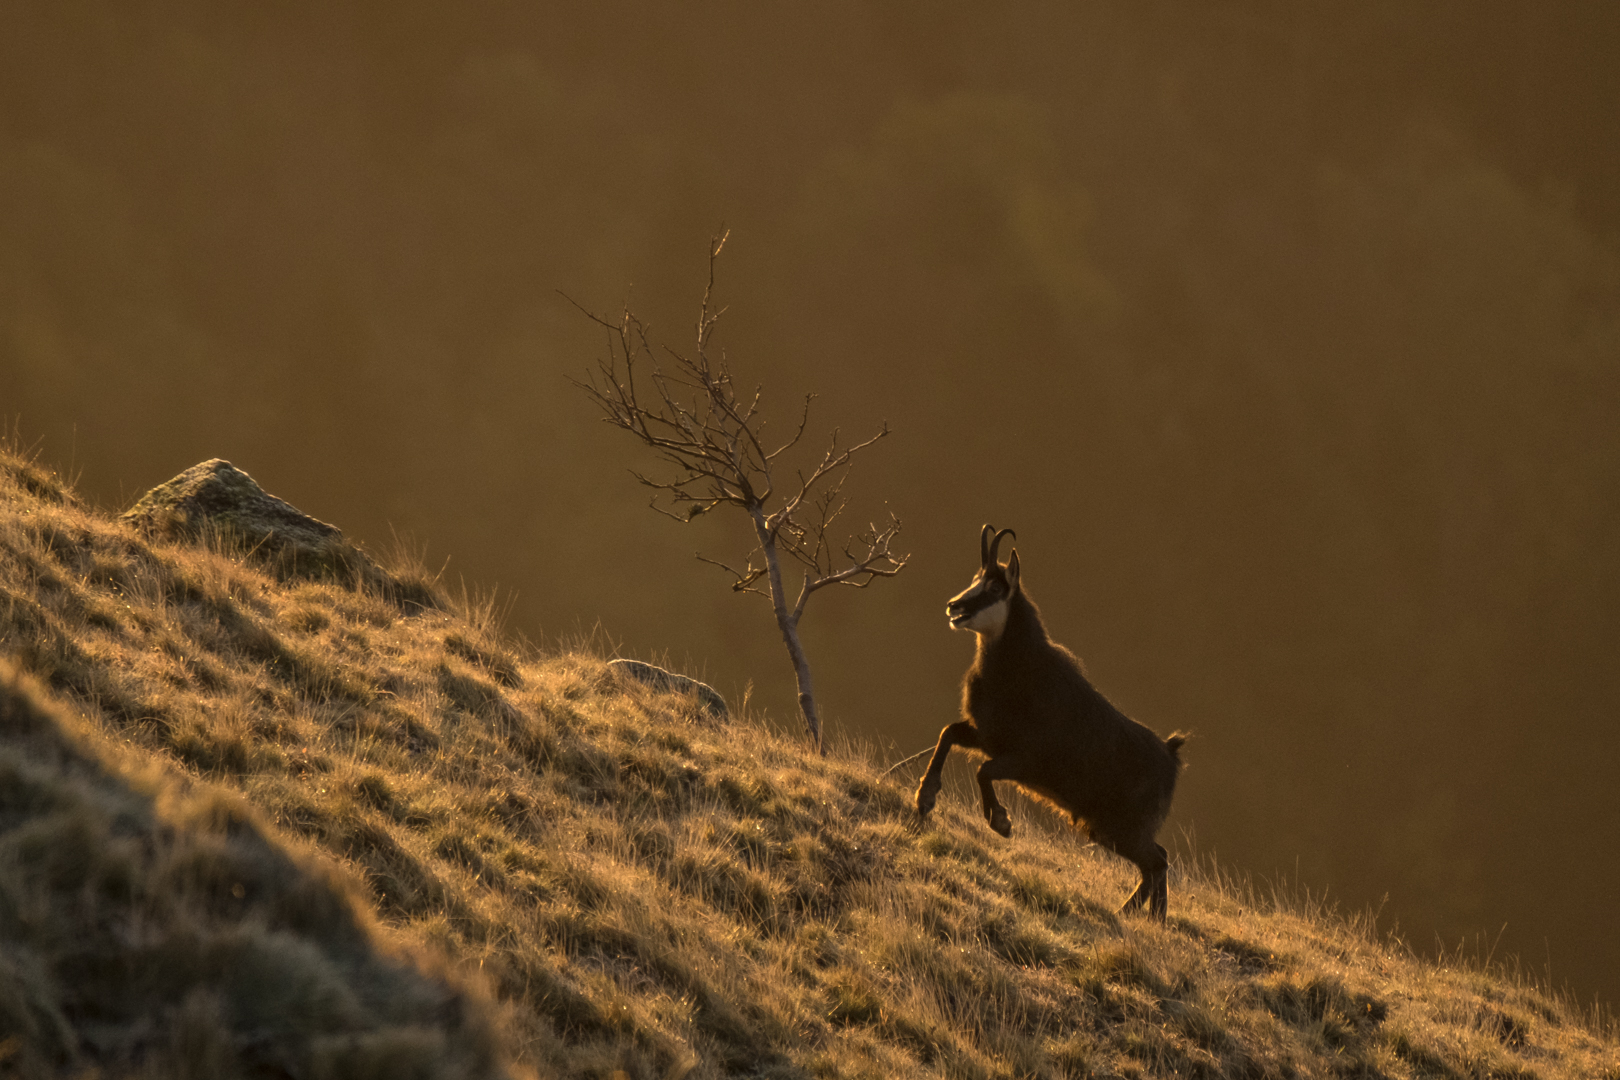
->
left=4, top=2, right=1617, bottom=1007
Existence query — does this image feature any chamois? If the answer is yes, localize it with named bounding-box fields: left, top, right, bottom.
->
left=915, top=525, right=1188, bottom=918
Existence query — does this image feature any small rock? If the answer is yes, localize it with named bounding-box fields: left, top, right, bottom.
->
left=608, top=659, right=728, bottom=719
left=122, top=459, right=393, bottom=591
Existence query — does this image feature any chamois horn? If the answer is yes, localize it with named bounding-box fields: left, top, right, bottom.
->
left=981, top=524, right=1017, bottom=567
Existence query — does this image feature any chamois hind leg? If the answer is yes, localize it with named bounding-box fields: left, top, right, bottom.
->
left=916, top=721, right=981, bottom=820
left=974, top=755, right=1029, bottom=838
left=1114, top=837, right=1170, bottom=920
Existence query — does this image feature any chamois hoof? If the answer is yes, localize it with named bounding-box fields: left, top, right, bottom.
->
left=1118, top=895, right=1169, bottom=919
left=988, top=807, right=1012, bottom=838
left=915, top=787, right=937, bottom=820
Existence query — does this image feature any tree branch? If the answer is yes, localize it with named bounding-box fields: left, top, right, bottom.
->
left=695, top=552, right=770, bottom=596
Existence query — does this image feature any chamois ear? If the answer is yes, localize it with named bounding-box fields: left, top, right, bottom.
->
left=1005, top=548, right=1020, bottom=591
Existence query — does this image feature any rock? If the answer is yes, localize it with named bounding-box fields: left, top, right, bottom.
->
left=121, top=459, right=399, bottom=593
left=608, top=659, right=728, bottom=719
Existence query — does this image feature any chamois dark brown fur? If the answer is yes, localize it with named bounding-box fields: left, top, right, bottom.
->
left=916, top=525, right=1188, bottom=918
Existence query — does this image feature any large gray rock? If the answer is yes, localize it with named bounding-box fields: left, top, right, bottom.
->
left=122, top=459, right=395, bottom=591
left=608, top=659, right=728, bottom=720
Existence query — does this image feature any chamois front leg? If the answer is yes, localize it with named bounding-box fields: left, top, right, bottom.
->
left=915, top=721, right=980, bottom=820
left=974, top=755, right=1025, bottom=838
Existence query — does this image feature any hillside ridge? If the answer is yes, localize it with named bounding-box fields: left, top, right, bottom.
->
left=1, top=446, right=1615, bottom=1080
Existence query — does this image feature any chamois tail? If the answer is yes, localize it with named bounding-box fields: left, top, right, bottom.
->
left=1165, top=732, right=1190, bottom=764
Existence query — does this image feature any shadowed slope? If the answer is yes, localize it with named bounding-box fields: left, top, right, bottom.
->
left=0, top=660, right=510, bottom=1080
left=0, top=444, right=1615, bottom=1079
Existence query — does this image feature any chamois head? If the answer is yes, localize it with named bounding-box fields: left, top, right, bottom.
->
left=946, top=524, right=1021, bottom=637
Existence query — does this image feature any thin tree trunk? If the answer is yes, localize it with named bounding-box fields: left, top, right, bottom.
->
left=751, top=506, right=824, bottom=753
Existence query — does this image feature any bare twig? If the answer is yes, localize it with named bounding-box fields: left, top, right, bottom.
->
left=881, top=746, right=936, bottom=780
left=695, top=552, right=769, bottom=596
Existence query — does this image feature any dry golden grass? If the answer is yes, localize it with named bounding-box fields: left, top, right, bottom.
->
left=1, top=442, right=1615, bottom=1080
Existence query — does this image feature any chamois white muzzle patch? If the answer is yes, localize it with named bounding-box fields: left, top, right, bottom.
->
left=947, top=581, right=1009, bottom=635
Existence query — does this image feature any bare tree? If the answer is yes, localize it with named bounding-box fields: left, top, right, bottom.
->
left=571, top=233, right=907, bottom=752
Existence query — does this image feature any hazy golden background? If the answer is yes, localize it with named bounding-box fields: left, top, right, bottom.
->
left=4, top=2, right=1617, bottom=1006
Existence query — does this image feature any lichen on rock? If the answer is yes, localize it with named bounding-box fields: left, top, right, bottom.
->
left=608, top=658, right=728, bottom=719
left=121, top=459, right=405, bottom=596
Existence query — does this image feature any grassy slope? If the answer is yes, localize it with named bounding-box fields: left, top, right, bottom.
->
left=0, top=444, right=1614, bottom=1080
